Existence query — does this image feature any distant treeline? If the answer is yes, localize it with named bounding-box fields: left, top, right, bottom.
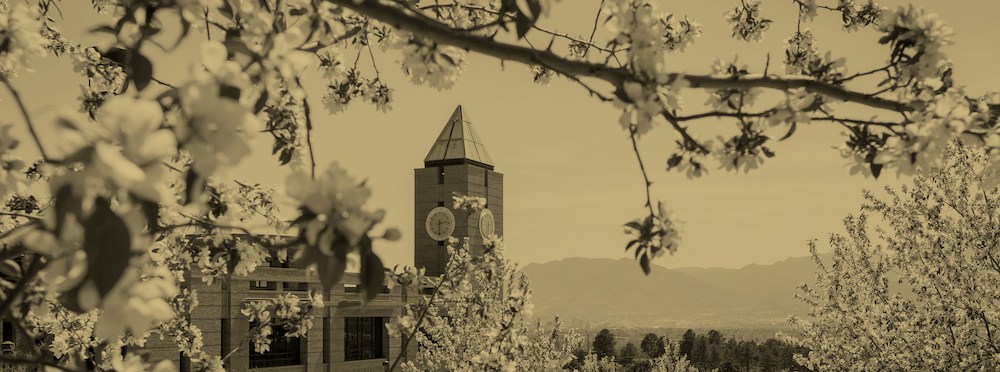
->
left=575, top=325, right=803, bottom=346
left=568, top=328, right=811, bottom=372
left=676, top=329, right=811, bottom=372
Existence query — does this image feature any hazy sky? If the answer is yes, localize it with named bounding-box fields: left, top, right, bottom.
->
left=2, top=0, right=998, bottom=270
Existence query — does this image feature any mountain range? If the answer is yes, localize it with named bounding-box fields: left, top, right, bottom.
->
left=520, top=254, right=833, bottom=328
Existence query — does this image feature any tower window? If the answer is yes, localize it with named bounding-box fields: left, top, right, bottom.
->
left=437, top=201, right=444, bottom=207
left=437, top=166, right=444, bottom=184
left=438, top=241, right=444, bottom=247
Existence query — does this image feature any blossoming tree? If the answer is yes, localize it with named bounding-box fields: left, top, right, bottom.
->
left=0, top=0, right=996, bottom=370
left=788, top=142, right=1000, bottom=371
left=385, top=202, right=578, bottom=372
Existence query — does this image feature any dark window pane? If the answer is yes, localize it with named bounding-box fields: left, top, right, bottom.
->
left=344, top=317, right=386, bottom=361
left=249, top=323, right=302, bottom=368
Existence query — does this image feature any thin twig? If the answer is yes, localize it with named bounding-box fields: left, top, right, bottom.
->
left=661, top=113, right=710, bottom=155
left=302, top=95, right=317, bottom=179
left=1, top=77, right=50, bottom=161
left=205, top=8, right=212, bottom=41
left=629, top=125, right=655, bottom=216
left=836, top=65, right=891, bottom=84
left=151, top=77, right=176, bottom=88
left=365, top=43, right=381, bottom=79
left=563, top=74, right=613, bottom=102
left=0, top=212, right=42, bottom=221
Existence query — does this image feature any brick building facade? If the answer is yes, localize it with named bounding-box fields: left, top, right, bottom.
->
left=1, top=105, right=501, bottom=372
left=131, top=258, right=415, bottom=372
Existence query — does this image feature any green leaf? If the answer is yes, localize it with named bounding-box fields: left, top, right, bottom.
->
left=102, top=47, right=131, bottom=66
left=870, top=162, right=883, bottom=179
left=0, top=259, right=21, bottom=279
left=130, top=52, right=153, bottom=92
left=138, top=198, right=160, bottom=234
left=778, top=122, right=796, bottom=141
left=217, top=0, right=234, bottom=19
left=224, top=29, right=255, bottom=57
left=289, top=8, right=308, bottom=16
left=309, top=235, right=352, bottom=294
left=360, top=250, right=385, bottom=304
left=625, top=239, right=639, bottom=252
left=219, top=84, right=241, bottom=100
left=437, top=53, right=457, bottom=66
left=624, top=221, right=643, bottom=231
left=640, top=254, right=651, bottom=275
left=253, top=91, right=269, bottom=114
left=53, top=185, right=78, bottom=239
left=226, top=246, right=241, bottom=275
left=515, top=11, right=533, bottom=39
left=184, top=169, right=203, bottom=205
left=83, top=197, right=133, bottom=298
left=90, top=26, right=116, bottom=35
left=173, top=16, right=191, bottom=51
left=666, top=154, right=684, bottom=169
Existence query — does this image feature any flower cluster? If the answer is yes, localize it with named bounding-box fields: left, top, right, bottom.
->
left=452, top=193, right=487, bottom=214
left=783, top=30, right=819, bottom=76
left=322, top=68, right=394, bottom=114
left=286, top=162, right=383, bottom=249
left=878, top=5, right=954, bottom=85
left=0, top=3, right=48, bottom=78
left=603, top=0, right=702, bottom=78
left=837, top=0, right=886, bottom=32
left=725, top=0, right=772, bottom=43
left=399, top=38, right=468, bottom=90
left=622, top=200, right=682, bottom=276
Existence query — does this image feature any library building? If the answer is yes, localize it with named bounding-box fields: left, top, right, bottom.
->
left=1, top=105, right=503, bottom=372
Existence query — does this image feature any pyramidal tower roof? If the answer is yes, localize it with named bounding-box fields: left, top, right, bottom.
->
left=423, top=105, right=494, bottom=170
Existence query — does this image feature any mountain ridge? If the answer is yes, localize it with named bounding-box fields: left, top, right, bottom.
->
left=520, top=253, right=833, bottom=328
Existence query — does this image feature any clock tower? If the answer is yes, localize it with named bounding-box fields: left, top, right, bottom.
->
left=414, top=105, right=503, bottom=277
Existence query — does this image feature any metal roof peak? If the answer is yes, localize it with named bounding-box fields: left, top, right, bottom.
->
left=423, top=105, right=494, bottom=169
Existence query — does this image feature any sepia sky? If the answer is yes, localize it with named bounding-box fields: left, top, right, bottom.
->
left=2, top=0, right=998, bottom=270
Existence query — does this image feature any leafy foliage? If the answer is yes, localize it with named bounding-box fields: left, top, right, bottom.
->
left=789, top=141, right=1000, bottom=371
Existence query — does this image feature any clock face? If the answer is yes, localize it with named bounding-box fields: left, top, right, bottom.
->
left=479, top=208, right=496, bottom=239
left=425, top=206, right=456, bottom=241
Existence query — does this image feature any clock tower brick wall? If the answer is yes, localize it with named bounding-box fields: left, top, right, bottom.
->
left=414, top=164, right=503, bottom=277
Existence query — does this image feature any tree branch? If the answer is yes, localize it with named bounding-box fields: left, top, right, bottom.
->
left=1, top=76, right=51, bottom=161
left=325, top=0, right=914, bottom=114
